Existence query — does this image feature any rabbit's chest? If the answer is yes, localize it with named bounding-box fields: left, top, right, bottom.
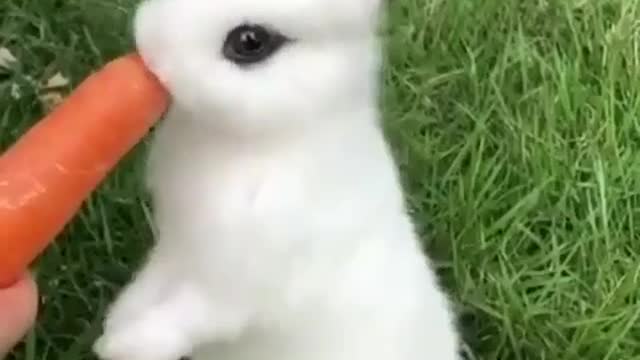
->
left=210, top=157, right=305, bottom=222
left=154, top=150, right=307, bottom=230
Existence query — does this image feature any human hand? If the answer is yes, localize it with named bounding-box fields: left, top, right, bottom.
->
left=0, top=274, right=38, bottom=359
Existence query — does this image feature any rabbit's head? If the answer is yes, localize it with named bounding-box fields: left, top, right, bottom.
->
left=135, top=0, right=383, bottom=134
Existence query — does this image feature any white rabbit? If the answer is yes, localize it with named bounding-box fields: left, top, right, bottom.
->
left=94, top=0, right=461, bottom=359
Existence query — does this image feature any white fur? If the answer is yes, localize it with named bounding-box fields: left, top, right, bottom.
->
left=94, top=0, right=460, bottom=359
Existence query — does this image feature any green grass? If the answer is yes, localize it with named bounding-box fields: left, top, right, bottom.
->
left=2, top=0, right=640, bottom=359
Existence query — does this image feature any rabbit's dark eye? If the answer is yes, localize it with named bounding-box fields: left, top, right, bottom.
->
left=223, top=24, right=289, bottom=66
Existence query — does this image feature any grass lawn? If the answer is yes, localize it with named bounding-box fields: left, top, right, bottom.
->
left=2, top=0, right=640, bottom=359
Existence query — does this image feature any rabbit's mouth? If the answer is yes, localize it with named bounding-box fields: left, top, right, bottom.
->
left=136, top=54, right=171, bottom=92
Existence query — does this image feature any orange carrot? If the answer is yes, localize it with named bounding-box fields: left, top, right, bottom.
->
left=0, top=53, right=169, bottom=287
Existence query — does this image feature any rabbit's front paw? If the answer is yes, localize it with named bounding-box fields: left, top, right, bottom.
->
left=102, top=297, right=145, bottom=334
left=94, top=313, right=190, bottom=360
